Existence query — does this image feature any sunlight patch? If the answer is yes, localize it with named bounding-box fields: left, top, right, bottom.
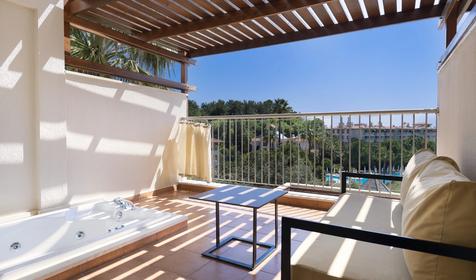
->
left=327, top=238, right=356, bottom=278
left=0, top=143, right=24, bottom=164
left=67, top=131, right=94, bottom=151
left=327, top=194, right=349, bottom=217
left=38, top=4, right=54, bottom=28
left=40, top=121, right=66, bottom=141
left=1, top=41, right=22, bottom=70
left=41, top=183, right=68, bottom=208
left=0, top=70, right=22, bottom=90
left=120, top=89, right=169, bottom=112
left=355, top=196, right=373, bottom=223
left=0, top=41, right=23, bottom=89
left=42, top=57, right=64, bottom=74
left=66, top=74, right=118, bottom=98
left=95, top=138, right=154, bottom=156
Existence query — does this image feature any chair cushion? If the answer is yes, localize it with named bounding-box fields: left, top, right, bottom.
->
left=402, top=158, right=476, bottom=279
left=400, top=149, right=436, bottom=204
left=291, top=192, right=410, bottom=280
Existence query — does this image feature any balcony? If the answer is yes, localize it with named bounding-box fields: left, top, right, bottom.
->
left=2, top=0, right=476, bottom=279
left=185, top=108, right=438, bottom=198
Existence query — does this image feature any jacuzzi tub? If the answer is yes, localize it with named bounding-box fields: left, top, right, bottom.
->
left=0, top=201, right=187, bottom=279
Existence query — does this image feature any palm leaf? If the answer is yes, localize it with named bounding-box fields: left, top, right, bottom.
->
left=70, top=27, right=173, bottom=79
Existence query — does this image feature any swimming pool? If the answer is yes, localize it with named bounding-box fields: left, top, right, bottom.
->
left=325, top=172, right=401, bottom=185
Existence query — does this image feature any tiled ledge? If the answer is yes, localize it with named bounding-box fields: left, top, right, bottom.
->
left=177, top=180, right=337, bottom=211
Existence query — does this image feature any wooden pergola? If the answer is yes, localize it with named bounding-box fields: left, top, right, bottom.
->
left=63, top=0, right=473, bottom=91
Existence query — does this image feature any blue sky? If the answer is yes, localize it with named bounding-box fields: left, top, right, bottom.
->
left=187, top=18, right=445, bottom=113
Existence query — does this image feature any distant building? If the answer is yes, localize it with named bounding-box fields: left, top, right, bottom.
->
left=328, top=122, right=436, bottom=143
left=213, top=121, right=436, bottom=153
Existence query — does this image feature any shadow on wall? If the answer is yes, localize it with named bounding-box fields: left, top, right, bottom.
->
left=64, top=71, right=187, bottom=207
left=0, top=0, right=187, bottom=215
left=0, top=1, right=36, bottom=215
left=35, top=0, right=69, bottom=213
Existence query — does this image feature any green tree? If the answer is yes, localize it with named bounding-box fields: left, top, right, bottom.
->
left=188, top=100, right=201, bottom=116
left=272, top=99, right=293, bottom=113
left=190, top=99, right=295, bottom=116
left=201, top=100, right=227, bottom=115
left=71, top=28, right=119, bottom=66
left=132, top=48, right=174, bottom=77
left=70, top=28, right=173, bottom=78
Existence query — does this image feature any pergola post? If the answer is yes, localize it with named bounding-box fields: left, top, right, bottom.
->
left=181, top=55, right=189, bottom=94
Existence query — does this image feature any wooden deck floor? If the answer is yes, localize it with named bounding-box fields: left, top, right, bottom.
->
left=72, top=190, right=326, bottom=280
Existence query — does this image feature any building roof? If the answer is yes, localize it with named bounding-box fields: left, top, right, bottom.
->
left=65, top=0, right=446, bottom=58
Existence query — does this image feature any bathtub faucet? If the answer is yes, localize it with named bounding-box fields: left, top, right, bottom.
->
left=113, top=197, right=135, bottom=210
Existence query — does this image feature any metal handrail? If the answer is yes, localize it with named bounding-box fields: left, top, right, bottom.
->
left=185, top=108, right=438, bottom=120
left=184, top=108, right=438, bottom=195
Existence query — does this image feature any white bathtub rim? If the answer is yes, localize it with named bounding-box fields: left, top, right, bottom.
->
left=0, top=200, right=108, bottom=229
left=0, top=212, right=35, bottom=225
left=0, top=210, right=187, bottom=279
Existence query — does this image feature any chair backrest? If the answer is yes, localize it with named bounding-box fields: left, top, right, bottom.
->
left=401, top=156, right=476, bottom=279
left=400, top=149, right=437, bottom=204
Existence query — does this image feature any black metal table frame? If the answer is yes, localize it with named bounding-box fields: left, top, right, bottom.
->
left=202, top=199, right=279, bottom=270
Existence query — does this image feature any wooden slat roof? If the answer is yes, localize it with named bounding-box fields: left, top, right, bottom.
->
left=66, top=0, right=446, bottom=58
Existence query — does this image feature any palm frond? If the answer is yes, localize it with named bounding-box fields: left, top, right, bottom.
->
left=70, top=27, right=173, bottom=80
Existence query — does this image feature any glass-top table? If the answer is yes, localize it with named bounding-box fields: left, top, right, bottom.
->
left=190, top=185, right=288, bottom=270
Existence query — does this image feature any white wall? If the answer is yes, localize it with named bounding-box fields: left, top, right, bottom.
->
left=0, top=1, right=36, bottom=215
left=0, top=0, right=187, bottom=217
left=65, top=72, right=186, bottom=206
left=438, top=20, right=476, bottom=180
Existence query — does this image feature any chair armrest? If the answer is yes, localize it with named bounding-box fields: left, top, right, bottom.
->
left=341, top=171, right=403, bottom=193
left=281, top=216, right=476, bottom=280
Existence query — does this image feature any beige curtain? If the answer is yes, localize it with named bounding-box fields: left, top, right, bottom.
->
left=178, top=122, right=212, bottom=182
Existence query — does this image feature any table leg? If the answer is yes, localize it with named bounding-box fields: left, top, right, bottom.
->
left=252, top=208, right=257, bottom=268
left=216, top=202, right=220, bottom=247
left=275, top=199, right=278, bottom=247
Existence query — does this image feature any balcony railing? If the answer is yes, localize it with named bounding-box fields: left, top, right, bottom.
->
left=186, top=108, right=438, bottom=197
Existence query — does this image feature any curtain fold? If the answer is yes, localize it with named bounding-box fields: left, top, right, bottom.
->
left=178, top=122, right=212, bottom=182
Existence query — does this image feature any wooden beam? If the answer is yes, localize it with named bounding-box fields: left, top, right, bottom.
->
left=446, top=5, right=458, bottom=46
left=440, top=0, right=458, bottom=20
left=438, top=0, right=473, bottom=29
left=65, top=55, right=196, bottom=92
left=439, top=0, right=459, bottom=28
left=68, top=17, right=195, bottom=64
left=138, top=0, right=334, bottom=41
left=65, top=0, right=115, bottom=19
left=189, top=5, right=445, bottom=57
left=457, top=0, right=475, bottom=21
